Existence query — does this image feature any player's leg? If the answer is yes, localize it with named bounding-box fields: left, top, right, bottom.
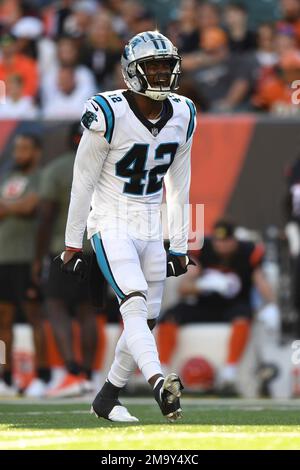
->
left=75, top=300, right=98, bottom=388
left=95, top=236, right=183, bottom=421
left=45, top=256, right=87, bottom=397
left=107, top=330, right=136, bottom=389
left=93, top=231, right=163, bottom=379
left=90, top=231, right=164, bottom=421
left=218, top=302, right=252, bottom=396
left=141, top=240, right=183, bottom=421
left=22, top=302, right=50, bottom=397
left=0, top=265, right=19, bottom=396
left=90, top=231, right=144, bottom=421
left=77, top=252, right=105, bottom=387
left=15, top=263, right=50, bottom=397
left=157, top=306, right=182, bottom=374
left=46, top=299, right=75, bottom=369
left=0, top=302, right=16, bottom=395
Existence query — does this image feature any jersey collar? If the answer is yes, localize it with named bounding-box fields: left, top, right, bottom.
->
left=122, top=90, right=173, bottom=137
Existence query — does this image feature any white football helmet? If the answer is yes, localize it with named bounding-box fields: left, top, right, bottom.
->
left=121, top=31, right=181, bottom=101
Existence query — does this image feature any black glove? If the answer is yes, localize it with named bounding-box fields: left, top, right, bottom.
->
left=59, top=251, right=88, bottom=280
left=166, top=253, right=196, bottom=277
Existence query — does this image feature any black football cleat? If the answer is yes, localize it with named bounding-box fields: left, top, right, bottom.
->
left=154, top=373, right=184, bottom=422
left=91, top=390, right=138, bottom=422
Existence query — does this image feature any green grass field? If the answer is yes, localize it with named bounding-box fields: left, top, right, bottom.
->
left=0, top=398, right=300, bottom=450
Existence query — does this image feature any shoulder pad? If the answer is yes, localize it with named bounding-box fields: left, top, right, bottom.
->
left=81, top=94, right=115, bottom=144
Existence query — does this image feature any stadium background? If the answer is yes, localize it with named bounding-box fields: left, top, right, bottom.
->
left=1, top=0, right=300, bottom=401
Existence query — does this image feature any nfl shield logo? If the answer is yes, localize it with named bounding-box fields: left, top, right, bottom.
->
left=151, top=127, right=158, bottom=137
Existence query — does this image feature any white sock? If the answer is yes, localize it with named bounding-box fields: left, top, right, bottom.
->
left=108, top=331, right=136, bottom=388
left=120, top=296, right=162, bottom=382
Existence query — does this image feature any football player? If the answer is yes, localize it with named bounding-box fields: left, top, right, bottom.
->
left=62, top=31, right=197, bottom=422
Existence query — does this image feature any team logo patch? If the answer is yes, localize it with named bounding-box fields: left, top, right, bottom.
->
left=82, top=110, right=98, bottom=129
left=1, top=176, right=28, bottom=199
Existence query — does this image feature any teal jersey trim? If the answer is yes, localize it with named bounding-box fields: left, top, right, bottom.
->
left=186, top=99, right=196, bottom=142
left=92, top=233, right=125, bottom=300
left=92, top=95, right=115, bottom=144
left=169, top=250, right=187, bottom=257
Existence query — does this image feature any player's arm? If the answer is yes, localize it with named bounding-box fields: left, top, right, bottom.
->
left=62, top=96, right=111, bottom=276
left=64, top=129, right=109, bottom=255
left=164, top=136, right=194, bottom=276
left=178, top=263, right=202, bottom=296
left=249, top=243, right=275, bottom=303
left=252, top=268, right=276, bottom=303
left=32, top=199, right=58, bottom=284
left=0, top=192, right=39, bottom=217
left=252, top=246, right=281, bottom=330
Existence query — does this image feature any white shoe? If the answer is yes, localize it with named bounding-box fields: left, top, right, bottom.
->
left=0, top=380, right=17, bottom=397
left=82, top=379, right=95, bottom=394
left=108, top=406, right=139, bottom=422
left=91, top=404, right=139, bottom=422
left=24, top=378, right=47, bottom=398
left=47, top=367, right=66, bottom=390
left=45, top=373, right=85, bottom=398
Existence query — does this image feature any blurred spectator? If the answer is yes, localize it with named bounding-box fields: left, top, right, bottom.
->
left=11, top=16, right=44, bottom=59
left=277, top=0, right=300, bottom=46
left=117, top=0, right=146, bottom=39
left=198, top=1, right=221, bottom=33
left=129, top=8, right=156, bottom=36
left=0, top=33, right=38, bottom=98
left=1, top=1, right=300, bottom=116
left=49, top=0, right=74, bottom=38
left=33, top=124, right=101, bottom=397
left=0, top=133, right=49, bottom=397
left=253, top=50, right=300, bottom=114
left=0, top=74, right=38, bottom=119
left=84, top=12, right=122, bottom=90
left=172, top=0, right=201, bottom=53
left=275, top=23, right=298, bottom=57
left=10, top=12, right=58, bottom=81
left=284, top=157, right=300, bottom=338
left=252, top=23, right=299, bottom=113
left=157, top=219, right=280, bottom=396
left=0, top=0, right=24, bottom=33
left=56, top=0, right=99, bottom=37
left=100, top=0, right=132, bottom=39
left=43, top=64, right=92, bottom=119
left=182, top=27, right=257, bottom=111
left=41, top=35, right=96, bottom=110
left=223, top=2, right=257, bottom=53
left=255, top=23, right=278, bottom=68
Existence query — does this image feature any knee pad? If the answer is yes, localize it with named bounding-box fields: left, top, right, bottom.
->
left=119, top=291, right=148, bottom=321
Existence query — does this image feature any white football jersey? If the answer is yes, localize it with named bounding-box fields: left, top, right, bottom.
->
left=65, top=89, right=196, bottom=253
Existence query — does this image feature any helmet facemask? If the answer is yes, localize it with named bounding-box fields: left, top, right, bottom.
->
left=127, top=56, right=181, bottom=101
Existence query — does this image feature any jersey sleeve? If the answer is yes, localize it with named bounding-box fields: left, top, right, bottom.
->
left=81, top=95, right=115, bottom=144
left=65, top=128, right=109, bottom=249
left=164, top=138, right=192, bottom=255
left=163, top=99, right=197, bottom=255
left=185, top=98, right=197, bottom=142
